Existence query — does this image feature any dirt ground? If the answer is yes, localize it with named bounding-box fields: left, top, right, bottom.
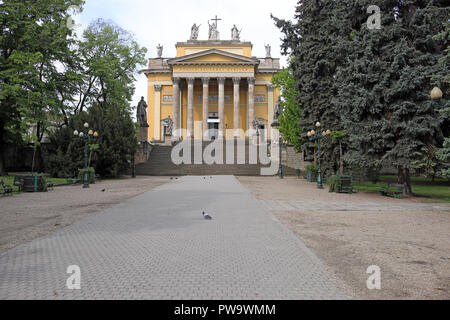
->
left=237, top=176, right=450, bottom=300
left=0, top=176, right=170, bottom=254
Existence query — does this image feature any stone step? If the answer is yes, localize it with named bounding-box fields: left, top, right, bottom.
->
left=135, top=144, right=295, bottom=176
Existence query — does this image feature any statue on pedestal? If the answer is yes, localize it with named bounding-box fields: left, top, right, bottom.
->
left=137, top=97, right=148, bottom=124
left=274, top=97, right=282, bottom=120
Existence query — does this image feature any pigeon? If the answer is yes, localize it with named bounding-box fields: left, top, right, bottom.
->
left=101, top=189, right=106, bottom=192
left=202, top=211, right=213, bottom=220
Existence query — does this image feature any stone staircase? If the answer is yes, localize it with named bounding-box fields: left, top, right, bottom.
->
left=135, top=141, right=296, bottom=176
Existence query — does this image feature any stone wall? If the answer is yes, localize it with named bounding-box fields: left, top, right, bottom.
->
left=135, top=142, right=152, bottom=164
left=285, top=145, right=312, bottom=171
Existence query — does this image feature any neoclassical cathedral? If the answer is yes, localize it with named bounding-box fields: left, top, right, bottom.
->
left=142, top=20, right=281, bottom=143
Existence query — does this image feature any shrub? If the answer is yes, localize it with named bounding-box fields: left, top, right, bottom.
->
left=326, top=175, right=340, bottom=193
left=78, top=167, right=96, bottom=184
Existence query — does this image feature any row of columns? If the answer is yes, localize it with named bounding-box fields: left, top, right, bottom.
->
left=172, top=77, right=256, bottom=141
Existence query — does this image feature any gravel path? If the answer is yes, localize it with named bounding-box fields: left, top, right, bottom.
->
left=0, top=177, right=170, bottom=254
left=237, top=176, right=450, bottom=300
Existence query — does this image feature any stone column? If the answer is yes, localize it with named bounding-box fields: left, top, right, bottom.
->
left=218, top=77, right=225, bottom=138
left=202, top=78, right=210, bottom=140
left=233, top=78, right=241, bottom=138
left=267, top=84, right=274, bottom=141
left=247, top=77, right=255, bottom=138
left=187, top=78, right=195, bottom=138
left=154, top=85, right=162, bottom=141
left=172, top=77, right=180, bottom=142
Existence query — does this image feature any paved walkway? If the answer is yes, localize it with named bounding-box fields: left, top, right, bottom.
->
left=0, top=176, right=346, bottom=300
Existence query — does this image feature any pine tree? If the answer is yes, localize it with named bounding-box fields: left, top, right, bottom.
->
left=273, top=0, right=358, bottom=174
left=336, top=0, right=448, bottom=194
left=433, top=17, right=450, bottom=178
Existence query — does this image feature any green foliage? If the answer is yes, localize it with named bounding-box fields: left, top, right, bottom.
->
left=47, top=103, right=137, bottom=178
left=437, top=139, right=450, bottom=178
left=78, top=167, right=96, bottom=184
left=272, top=1, right=352, bottom=174
left=326, top=175, right=340, bottom=193
left=272, top=67, right=303, bottom=152
left=330, top=131, right=346, bottom=141
left=0, top=0, right=85, bottom=175
left=74, top=19, right=147, bottom=113
left=433, top=17, right=450, bottom=179
left=0, top=6, right=146, bottom=178
left=275, top=0, right=449, bottom=195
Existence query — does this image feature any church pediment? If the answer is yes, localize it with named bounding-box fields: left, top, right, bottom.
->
left=168, top=49, right=259, bottom=66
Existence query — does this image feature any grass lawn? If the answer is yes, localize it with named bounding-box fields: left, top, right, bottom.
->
left=354, top=175, right=450, bottom=203
left=1, top=175, right=68, bottom=189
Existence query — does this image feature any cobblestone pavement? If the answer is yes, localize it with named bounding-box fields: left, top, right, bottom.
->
left=0, top=176, right=346, bottom=300
left=260, top=200, right=450, bottom=212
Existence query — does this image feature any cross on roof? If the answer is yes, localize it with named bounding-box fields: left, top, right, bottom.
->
left=211, top=15, right=222, bottom=26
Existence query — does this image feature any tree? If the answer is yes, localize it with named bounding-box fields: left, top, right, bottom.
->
left=336, top=1, right=448, bottom=195
left=0, top=0, right=84, bottom=175
left=71, top=19, right=147, bottom=115
left=46, top=19, right=146, bottom=178
left=330, top=131, right=346, bottom=175
left=272, top=66, right=303, bottom=152
left=273, top=0, right=354, bottom=173
left=433, top=17, right=450, bottom=178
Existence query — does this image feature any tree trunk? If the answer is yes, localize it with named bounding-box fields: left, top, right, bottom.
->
left=0, top=150, right=6, bottom=176
left=339, top=141, right=344, bottom=175
left=398, top=167, right=413, bottom=196
left=31, top=146, right=37, bottom=173
left=0, top=124, right=7, bottom=176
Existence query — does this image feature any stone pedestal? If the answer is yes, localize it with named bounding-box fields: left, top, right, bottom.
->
left=139, top=123, right=149, bottom=141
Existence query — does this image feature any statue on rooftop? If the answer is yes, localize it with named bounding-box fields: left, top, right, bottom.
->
left=231, top=25, right=241, bottom=41
left=190, top=23, right=201, bottom=40
left=157, top=44, right=163, bottom=58
left=265, top=44, right=271, bottom=58
left=208, top=16, right=221, bottom=40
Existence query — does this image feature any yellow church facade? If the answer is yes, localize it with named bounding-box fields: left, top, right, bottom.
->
left=143, top=40, right=281, bottom=142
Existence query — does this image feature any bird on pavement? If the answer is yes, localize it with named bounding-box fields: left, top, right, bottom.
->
left=202, top=211, right=213, bottom=220
left=101, top=189, right=106, bottom=192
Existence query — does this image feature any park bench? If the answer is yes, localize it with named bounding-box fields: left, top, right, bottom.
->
left=338, top=175, right=353, bottom=194
left=379, top=183, right=406, bottom=199
left=0, top=180, right=13, bottom=196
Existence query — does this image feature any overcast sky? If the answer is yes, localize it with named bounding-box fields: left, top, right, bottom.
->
left=75, top=0, right=297, bottom=108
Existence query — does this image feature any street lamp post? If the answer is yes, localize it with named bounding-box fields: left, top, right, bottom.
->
left=430, top=86, right=450, bottom=107
left=307, top=122, right=331, bottom=189
left=271, top=119, right=283, bottom=179
left=74, top=123, right=98, bottom=189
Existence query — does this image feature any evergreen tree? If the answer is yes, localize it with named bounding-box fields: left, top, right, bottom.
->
left=273, top=0, right=355, bottom=174
left=336, top=0, right=448, bottom=194
left=433, top=17, right=450, bottom=178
